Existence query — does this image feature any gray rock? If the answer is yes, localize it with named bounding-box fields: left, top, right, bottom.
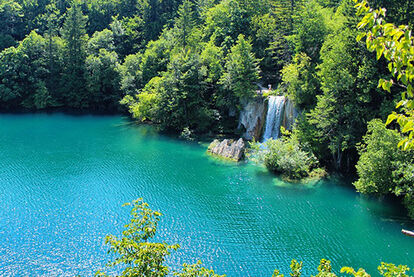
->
left=281, top=97, right=299, bottom=131
left=238, top=97, right=267, bottom=140
left=207, top=138, right=245, bottom=161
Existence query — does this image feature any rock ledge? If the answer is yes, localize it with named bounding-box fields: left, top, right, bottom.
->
left=207, top=138, right=245, bottom=161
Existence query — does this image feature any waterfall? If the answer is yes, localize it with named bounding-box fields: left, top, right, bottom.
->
left=263, top=96, right=286, bottom=141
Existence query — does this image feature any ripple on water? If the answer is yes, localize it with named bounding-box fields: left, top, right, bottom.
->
left=0, top=113, right=413, bottom=277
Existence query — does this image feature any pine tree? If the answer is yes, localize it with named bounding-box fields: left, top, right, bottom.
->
left=220, top=34, right=260, bottom=105
left=60, top=0, right=88, bottom=108
left=173, top=0, right=196, bottom=49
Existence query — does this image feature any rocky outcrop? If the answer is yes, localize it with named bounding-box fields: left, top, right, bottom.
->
left=207, top=138, right=245, bottom=161
left=281, top=97, right=299, bottom=131
left=238, top=97, right=267, bottom=140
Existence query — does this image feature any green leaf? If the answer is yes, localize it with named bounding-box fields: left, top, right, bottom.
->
left=386, top=113, right=398, bottom=125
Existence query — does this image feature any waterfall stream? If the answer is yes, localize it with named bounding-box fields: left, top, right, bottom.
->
left=262, top=95, right=286, bottom=141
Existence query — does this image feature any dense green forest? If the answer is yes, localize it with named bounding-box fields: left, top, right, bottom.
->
left=0, top=0, right=413, bottom=274
left=0, top=0, right=413, bottom=213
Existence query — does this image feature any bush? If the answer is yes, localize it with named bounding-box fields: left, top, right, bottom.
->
left=250, top=130, right=321, bottom=180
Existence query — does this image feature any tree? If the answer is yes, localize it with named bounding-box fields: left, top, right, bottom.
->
left=250, top=13, right=279, bottom=84
left=220, top=34, right=260, bottom=106
left=88, top=28, right=115, bottom=54
left=41, top=1, right=64, bottom=103
left=140, top=31, right=174, bottom=85
left=304, top=1, right=387, bottom=170
left=0, top=0, right=24, bottom=50
left=0, top=31, right=54, bottom=110
left=355, top=0, right=414, bottom=150
left=120, top=76, right=161, bottom=122
left=157, top=49, right=211, bottom=132
left=96, top=199, right=224, bottom=277
left=85, top=49, right=121, bottom=111
left=281, top=52, right=318, bottom=108
left=60, top=0, right=88, bottom=108
left=290, top=0, right=328, bottom=63
left=96, top=199, right=179, bottom=277
left=203, top=0, right=253, bottom=53
left=119, top=53, right=143, bottom=96
left=173, top=0, right=196, bottom=49
left=354, top=119, right=414, bottom=217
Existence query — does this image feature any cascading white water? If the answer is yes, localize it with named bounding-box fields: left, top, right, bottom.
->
left=263, top=96, right=286, bottom=141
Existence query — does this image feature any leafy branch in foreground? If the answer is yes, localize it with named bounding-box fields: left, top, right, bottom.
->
left=354, top=0, right=414, bottom=150
left=273, top=258, right=412, bottom=277
left=95, top=198, right=224, bottom=277
left=97, top=199, right=411, bottom=277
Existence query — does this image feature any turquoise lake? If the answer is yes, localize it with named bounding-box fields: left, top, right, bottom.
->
left=0, top=113, right=413, bottom=276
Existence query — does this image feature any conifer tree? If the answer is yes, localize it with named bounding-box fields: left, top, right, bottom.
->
left=61, top=0, right=88, bottom=108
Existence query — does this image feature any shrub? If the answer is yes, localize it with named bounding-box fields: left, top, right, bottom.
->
left=249, top=130, right=321, bottom=180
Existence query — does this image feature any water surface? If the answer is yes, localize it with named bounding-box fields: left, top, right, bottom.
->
left=0, top=113, right=412, bottom=276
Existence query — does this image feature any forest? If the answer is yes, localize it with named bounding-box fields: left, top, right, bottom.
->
left=0, top=0, right=413, bottom=220
left=0, top=0, right=413, bottom=275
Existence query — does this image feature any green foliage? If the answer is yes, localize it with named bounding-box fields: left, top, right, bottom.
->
left=85, top=49, right=121, bottom=111
left=340, top=267, right=371, bottom=277
left=273, top=259, right=412, bottom=277
left=173, top=261, right=225, bottom=277
left=96, top=201, right=414, bottom=277
left=290, top=260, right=303, bottom=277
left=60, top=0, right=88, bottom=108
left=200, top=41, right=224, bottom=84
left=281, top=52, right=318, bottom=108
left=354, top=119, right=414, bottom=217
left=249, top=129, right=320, bottom=180
left=173, top=0, right=196, bottom=49
left=119, top=53, right=143, bottom=96
left=203, top=0, right=251, bottom=52
left=0, top=30, right=59, bottom=109
left=378, top=263, right=411, bottom=277
left=157, top=49, right=212, bottom=132
left=250, top=13, right=279, bottom=84
left=140, top=32, right=173, bottom=85
left=96, top=199, right=179, bottom=277
left=313, top=259, right=336, bottom=277
left=120, top=77, right=160, bottom=122
left=88, top=28, right=115, bottom=54
left=290, top=0, right=328, bottom=62
left=303, top=2, right=384, bottom=170
left=355, top=0, right=414, bottom=150
left=220, top=34, right=260, bottom=105
left=97, top=199, right=225, bottom=277
left=0, top=0, right=23, bottom=50
left=354, top=119, right=403, bottom=194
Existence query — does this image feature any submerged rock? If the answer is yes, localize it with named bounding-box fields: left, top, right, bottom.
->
left=207, top=138, right=245, bottom=161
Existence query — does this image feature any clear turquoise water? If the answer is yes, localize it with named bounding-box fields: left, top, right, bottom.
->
left=0, top=113, right=413, bottom=277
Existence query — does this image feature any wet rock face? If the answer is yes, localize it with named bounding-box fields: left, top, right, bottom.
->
left=238, top=98, right=267, bottom=141
left=207, top=138, right=245, bottom=161
left=281, top=98, right=298, bottom=131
